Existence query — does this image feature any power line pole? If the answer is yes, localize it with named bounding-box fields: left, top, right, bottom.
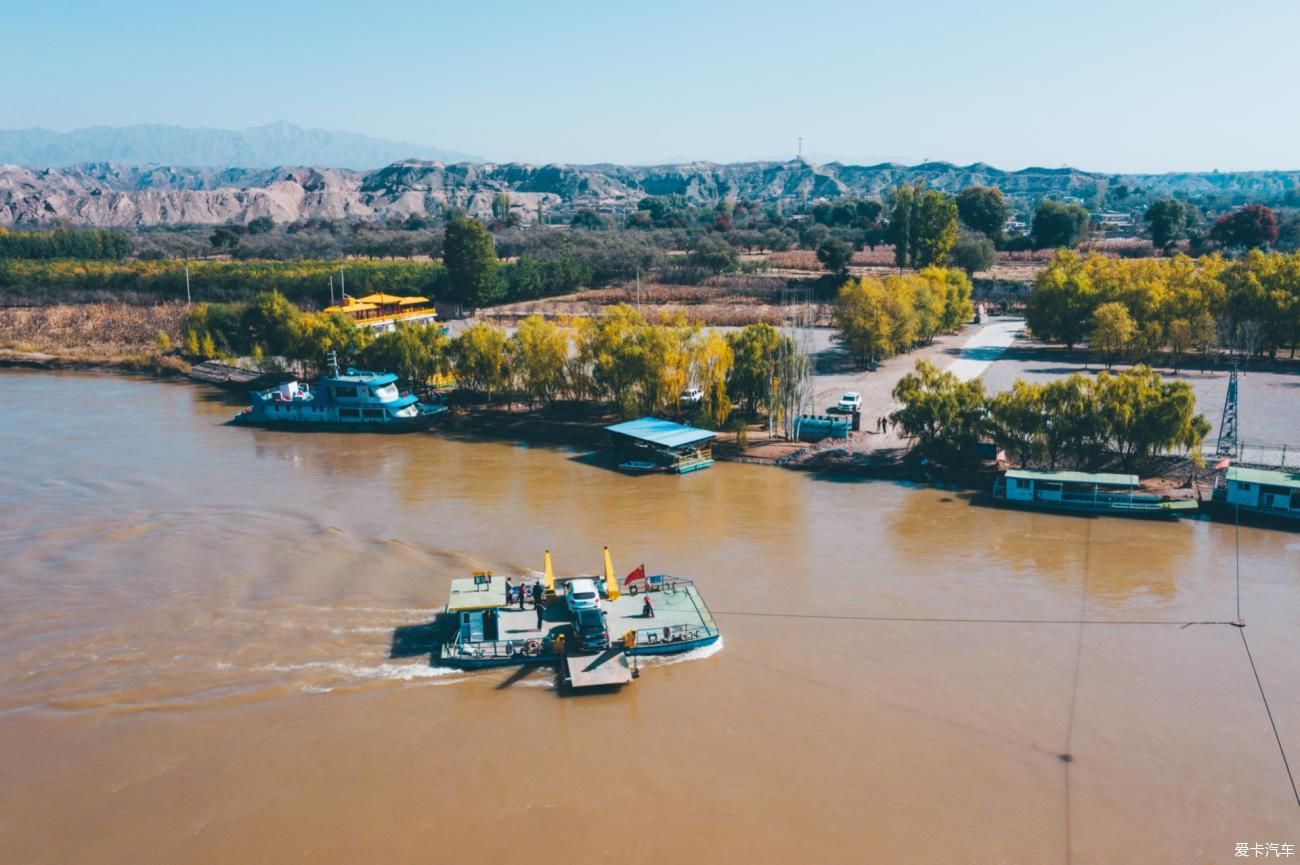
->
left=185, top=263, right=191, bottom=306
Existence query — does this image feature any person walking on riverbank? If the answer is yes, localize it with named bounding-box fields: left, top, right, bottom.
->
left=535, top=597, right=545, bottom=630
left=643, top=594, right=654, bottom=618
left=533, top=580, right=544, bottom=609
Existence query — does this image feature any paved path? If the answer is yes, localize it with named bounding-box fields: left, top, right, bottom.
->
left=946, top=319, right=1026, bottom=382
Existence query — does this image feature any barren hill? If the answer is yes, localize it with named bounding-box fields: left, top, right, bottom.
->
left=2, top=159, right=1297, bottom=228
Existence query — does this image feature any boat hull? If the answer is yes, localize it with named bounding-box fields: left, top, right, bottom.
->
left=627, top=634, right=719, bottom=655
left=990, top=492, right=1192, bottom=519
left=1204, top=499, right=1300, bottom=530
left=232, top=407, right=446, bottom=433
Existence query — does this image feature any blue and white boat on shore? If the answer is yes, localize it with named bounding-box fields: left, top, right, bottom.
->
left=233, top=362, right=446, bottom=432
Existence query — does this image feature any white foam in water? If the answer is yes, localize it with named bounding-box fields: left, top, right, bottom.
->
left=643, top=636, right=724, bottom=667
left=262, top=661, right=463, bottom=683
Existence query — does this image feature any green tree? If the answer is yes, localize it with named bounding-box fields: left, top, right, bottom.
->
left=888, top=183, right=915, bottom=269
left=1167, top=318, right=1192, bottom=373
left=509, top=315, right=569, bottom=409
left=452, top=321, right=509, bottom=400
left=692, top=331, right=734, bottom=428
left=295, top=310, right=373, bottom=374
left=986, top=380, right=1047, bottom=465
left=1031, top=200, right=1090, bottom=249
left=890, top=360, right=988, bottom=467
left=911, top=189, right=960, bottom=267
left=210, top=226, right=241, bottom=250
left=726, top=322, right=784, bottom=415
left=492, top=192, right=512, bottom=221
left=247, top=216, right=275, bottom=235
left=358, top=322, right=447, bottom=384
left=816, top=236, right=853, bottom=277
left=1025, top=250, right=1096, bottom=349
left=1097, top=366, right=1210, bottom=471
left=956, top=187, right=1009, bottom=243
left=1192, top=310, right=1218, bottom=364
left=241, top=291, right=301, bottom=358
left=1090, top=301, right=1136, bottom=368
left=570, top=209, right=606, bottom=230
left=689, top=236, right=740, bottom=274
left=1144, top=199, right=1187, bottom=253
left=1040, top=375, right=1105, bottom=469
left=833, top=277, right=895, bottom=367
left=443, top=216, right=501, bottom=312
left=948, top=232, right=996, bottom=276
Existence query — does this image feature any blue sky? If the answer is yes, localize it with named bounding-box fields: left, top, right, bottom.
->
left=7, top=0, right=1299, bottom=172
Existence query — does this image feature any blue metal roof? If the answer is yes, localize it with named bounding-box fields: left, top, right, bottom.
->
left=606, top=417, right=716, bottom=449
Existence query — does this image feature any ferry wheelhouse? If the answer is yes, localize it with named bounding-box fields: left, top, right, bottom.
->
left=233, top=365, right=446, bottom=432
left=993, top=469, right=1197, bottom=518
left=438, top=549, right=720, bottom=690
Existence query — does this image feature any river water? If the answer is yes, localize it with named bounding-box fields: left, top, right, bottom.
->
left=1, top=371, right=1297, bottom=864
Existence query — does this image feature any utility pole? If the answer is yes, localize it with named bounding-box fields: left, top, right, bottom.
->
left=340, top=266, right=346, bottom=299
left=184, top=263, right=191, bottom=306
left=635, top=268, right=641, bottom=312
left=329, top=274, right=335, bottom=306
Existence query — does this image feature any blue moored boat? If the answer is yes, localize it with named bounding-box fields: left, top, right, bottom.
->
left=233, top=362, right=446, bottom=432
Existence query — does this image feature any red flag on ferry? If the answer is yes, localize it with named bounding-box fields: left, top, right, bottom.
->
left=1214, top=457, right=1231, bottom=470
left=624, top=564, right=646, bottom=586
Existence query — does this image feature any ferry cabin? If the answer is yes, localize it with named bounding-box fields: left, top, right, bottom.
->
left=1217, top=466, right=1300, bottom=520
left=994, top=468, right=1195, bottom=516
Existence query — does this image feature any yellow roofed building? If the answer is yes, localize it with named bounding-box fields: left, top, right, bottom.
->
left=323, top=293, right=439, bottom=333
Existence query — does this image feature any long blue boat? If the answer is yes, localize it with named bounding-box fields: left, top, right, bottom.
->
left=233, top=363, right=445, bottom=432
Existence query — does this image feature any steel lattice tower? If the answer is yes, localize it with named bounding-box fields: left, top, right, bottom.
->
left=1216, top=369, right=1239, bottom=456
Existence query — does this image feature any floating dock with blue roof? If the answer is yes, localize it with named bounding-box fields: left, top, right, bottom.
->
left=605, top=416, right=716, bottom=473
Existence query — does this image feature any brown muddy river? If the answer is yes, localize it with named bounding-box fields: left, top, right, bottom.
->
left=1, top=371, right=1297, bottom=864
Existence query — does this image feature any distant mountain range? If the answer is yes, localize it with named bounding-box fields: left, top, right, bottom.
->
left=0, top=122, right=479, bottom=170
left=2, top=158, right=1298, bottom=228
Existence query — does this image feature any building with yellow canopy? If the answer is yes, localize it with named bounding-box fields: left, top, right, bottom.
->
left=323, top=292, right=438, bottom=333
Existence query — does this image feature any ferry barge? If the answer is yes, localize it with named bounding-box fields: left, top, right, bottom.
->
left=439, top=548, right=720, bottom=689
left=233, top=363, right=446, bottom=432
left=993, top=469, right=1197, bottom=518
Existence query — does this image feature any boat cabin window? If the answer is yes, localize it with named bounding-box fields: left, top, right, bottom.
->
left=362, top=409, right=385, bottom=419
left=333, top=386, right=358, bottom=398
left=339, top=408, right=361, bottom=418
left=371, top=384, right=399, bottom=400
left=1011, top=477, right=1032, bottom=489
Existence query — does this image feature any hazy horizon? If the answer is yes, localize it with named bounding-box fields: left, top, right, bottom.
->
left=8, top=0, right=1300, bottom=173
